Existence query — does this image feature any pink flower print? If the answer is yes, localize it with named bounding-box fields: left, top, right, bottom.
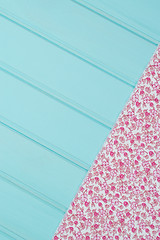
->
left=117, top=145, right=125, bottom=154
left=129, top=173, right=136, bottom=182
left=156, top=151, right=160, bottom=159
left=133, top=187, right=141, bottom=196
left=57, top=227, right=65, bottom=235
left=150, top=108, right=157, bottom=116
left=110, top=169, right=118, bottom=178
left=119, top=127, right=125, bottom=134
left=81, top=194, right=88, bottom=202
left=119, top=174, right=125, bottom=179
left=103, top=223, right=110, bottom=232
left=101, top=181, right=109, bottom=191
left=116, top=211, right=124, bottom=220
left=128, top=219, right=135, bottom=228
left=148, top=207, right=156, bottom=218
left=136, top=101, right=141, bottom=108
left=68, top=237, right=74, bottom=240
left=153, top=169, right=159, bottom=178
left=139, top=221, right=147, bottom=230
left=84, top=201, right=90, bottom=207
left=128, top=111, right=135, bottom=119
left=85, top=177, right=91, bottom=185
left=119, top=136, right=125, bottom=143
left=85, top=219, right=91, bottom=228
left=145, top=87, right=151, bottom=93
left=142, top=161, right=150, bottom=169
left=108, top=237, right=114, bottom=240
left=76, top=210, right=83, bottom=218
left=110, top=198, right=117, bottom=206
left=149, top=185, right=157, bottom=195
left=99, top=153, right=105, bottom=160
left=88, top=190, right=93, bottom=196
left=118, top=185, right=126, bottom=194
left=131, top=202, right=138, bottom=210
left=132, top=93, right=139, bottom=102
left=149, top=151, right=154, bottom=156
left=92, top=196, right=99, bottom=204
left=124, top=237, right=130, bottom=240
left=157, top=225, right=160, bottom=233
left=145, top=135, right=152, bottom=144
left=126, top=132, right=134, bottom=141
left=136, top=119, right=143, bottom=127
left=111, top=185, right=116, bottom=191
left=153, top=169, right=160, bottom=182
left=155, top=123, right=160, bottom=131
left=105, top=144, right=113, bottom=152
left=144, top=95, right=150, bottom=104
left=146, top=236, right=154, bottom=240
left=114, top=139, right=119, bottom=145
left=94, top=235, right=101, bottom=240
left=146, top=77, right=152, bottom=83
left=153, top=82, right=159, bottom=91
left=99, top=209, right=106, bottom=217
left=124, top=158, right=131, bottom=167
left=102, top=160, right=109, bottom=168
left=76, top=232, right=83, bottom=240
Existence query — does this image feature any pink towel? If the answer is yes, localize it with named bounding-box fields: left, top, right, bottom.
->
left=53, top=45, right=160, bottom=240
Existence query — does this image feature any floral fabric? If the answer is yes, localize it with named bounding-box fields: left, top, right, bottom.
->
left=53, top=45, right=160, bottom=240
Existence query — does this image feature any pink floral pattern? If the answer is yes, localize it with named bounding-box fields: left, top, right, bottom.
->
left=53, top=45, right=160, bottom=240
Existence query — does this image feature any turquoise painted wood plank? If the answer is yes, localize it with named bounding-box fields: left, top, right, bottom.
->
left=0, top=70, right=110, bottom=167
left=0, top=225, right=25, bottom=240
left=0, top=178, right=64, bottom=240
left=0, top=233, right=14, bottom=240
left=0, top=0, right=156, bottom=85
left=0, top=123, right=87, bottom=208
left=0, top=15, right=155, bottom=126
left=0, top=234, right=11, bottom=240
left=0, top=234, right=12, bottom=240
left=0, top=231, right=14, bottom=240
left=77, top=0, right=160, bottom=42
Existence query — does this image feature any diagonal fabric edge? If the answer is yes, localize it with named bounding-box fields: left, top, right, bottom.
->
left=53, top=45, right=160, bottom=240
